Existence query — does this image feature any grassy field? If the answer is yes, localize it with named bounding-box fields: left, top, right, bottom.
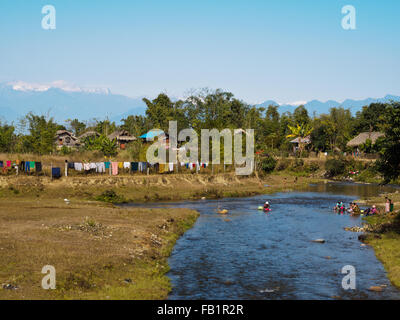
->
left=0, top=198, right=198, bottom=299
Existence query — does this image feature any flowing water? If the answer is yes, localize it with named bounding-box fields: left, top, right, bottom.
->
left=123, top=182, right=400, bottom=300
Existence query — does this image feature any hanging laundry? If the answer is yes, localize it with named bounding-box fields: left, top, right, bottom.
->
left=159, top=163, right=166, bottom=173
left=169, top=163, right=174, bottom=172
left=123, top=162, right=131, bottom=169
left=96, top=162, right=105, bottom=173
left=83, top=163, right=91, bottom=171
left=6, top=161, right=11, bottom=167
left=105, top=162, right=110, bottom=169
left=30, top=161, right=35, bottom=170
left=89, top=163, right=97, bottom=170
left=68, top=162, right=75, bottom=169
left=74, top=163, right=83, bottom=171
left=35, top=162, right=42, bottom=172
left=118, top=162, right=123, bottom=169
left=0, top=161, right=3, bottom=168
left=111, top=162, right=119, bottom=175
left=25, top=161, right=30, bottom=172
left=131, top=162, right=139, bottom=172
left=138, top=162, right=147, bottom=172
left=52, top=167, right=61, bottom=178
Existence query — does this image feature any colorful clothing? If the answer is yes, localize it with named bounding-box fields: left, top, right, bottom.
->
left=111, top=162, right=119, bottom=175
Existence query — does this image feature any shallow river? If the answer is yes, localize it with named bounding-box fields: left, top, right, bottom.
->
left=125, top=182, right=400, bottom=300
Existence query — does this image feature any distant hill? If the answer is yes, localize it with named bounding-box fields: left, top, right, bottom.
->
left=256, top=95, right=400, bottom=115
left=0, top=82, right=146, bottom=124
left=1, top=81, right=399, bottom=124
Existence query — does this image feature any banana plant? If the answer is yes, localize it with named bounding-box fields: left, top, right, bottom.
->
left=286, top=123, right=314, bottom=157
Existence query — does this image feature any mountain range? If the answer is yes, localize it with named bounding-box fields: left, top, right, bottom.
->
left=0, top=82, right=147, bottom=124
left=0, top=82, right=399, bottom=124
left=256, top=95, right=400, bottom=115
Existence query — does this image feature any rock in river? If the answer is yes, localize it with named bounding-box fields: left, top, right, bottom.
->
left=368, top=286, right=384, bottom=292
left=312, top=239, right=326, bottom=243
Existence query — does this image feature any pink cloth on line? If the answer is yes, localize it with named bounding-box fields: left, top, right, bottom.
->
left=111, top=162, right=119, bottom=175
left=6, top=161, right=11, bottom=167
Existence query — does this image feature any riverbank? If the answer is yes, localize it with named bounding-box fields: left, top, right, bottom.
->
left=357, top=192, right=400, bottom=288
left=0, top=172, right=321, bottom=299
left=0, top=172, right=323, bottom=203
left=0, top=198, right=199, bottom=299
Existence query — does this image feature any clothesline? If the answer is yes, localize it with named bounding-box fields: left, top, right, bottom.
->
left=0, top=160, right=42, bottom=173
left=0, top=159, right=209, bottom=178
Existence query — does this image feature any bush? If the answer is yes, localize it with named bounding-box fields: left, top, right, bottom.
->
left=357, top=165, right=379, bottom=182
left=325, top=158, right=346, bottom=177
left=275, top=159, right=291, bottom=171
left=95, top=190, right=125, bottom=203
left=259, top=156, right=277, bottom=173
left=59, top=146, right=72, bottom=155
left=304, top=162, right=320, bottom=173
left=292, top=158, right=304, bottom=169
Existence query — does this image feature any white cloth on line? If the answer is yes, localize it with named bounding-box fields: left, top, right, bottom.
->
left=96, top=162, right=105, bottom=173
left=74, top=163, right=83, bottom=171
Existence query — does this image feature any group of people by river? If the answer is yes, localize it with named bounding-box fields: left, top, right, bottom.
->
left=334, top=197, right=394, bottom=216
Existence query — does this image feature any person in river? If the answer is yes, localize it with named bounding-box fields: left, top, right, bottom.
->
left=389, top=199, right=394, bottom=212
left=385, top=197, right=390, bottom=214
left=340, top=202, right=346, bottom=214
left=348, top=202, right=354, bottom=214
left=264, top=201, right=270, bottom=210
left=351, top=203, right=361, bottom=216
left=364, top=205, right=378, bottom=216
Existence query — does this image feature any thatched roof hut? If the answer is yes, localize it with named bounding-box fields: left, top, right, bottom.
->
left=346, top=132, right=384, bottom=148
left=54, top=130, right=80, bottom=148
left=108, top=130, right=136, bottom=149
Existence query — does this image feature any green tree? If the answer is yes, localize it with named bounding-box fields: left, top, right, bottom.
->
left=354, top=103, right=386, bottom=133
left=376, top=102, right=400, bottom=183
left=0, top=122, right=15, bottom=152
left=24, top=113, right=58, bottom=155
left=94, top=119, right=116, bottom=136
left=286, top=123, right=314, bottom=157
left=82, top=134, right=117, bottom=156
left=66, top=118, right=86, bottom=136
left=144, top=93, right=175, bottom=131
left=121, top=115, right=151, bottom=137
left=293, top=105, right=310, bottom=125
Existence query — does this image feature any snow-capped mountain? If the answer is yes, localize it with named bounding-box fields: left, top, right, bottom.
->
left=1, top=81, right=399, bottom=124
left=0, top=82, right=146, bottom=123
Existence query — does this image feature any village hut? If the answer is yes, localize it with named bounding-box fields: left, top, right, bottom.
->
left=54, top=130, right=80, bottom=149
left=107, top=130, right=136, bottom=149
left=346, top=132, right=384, bottom=149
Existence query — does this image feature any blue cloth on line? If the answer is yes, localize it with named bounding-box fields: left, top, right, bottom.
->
left=52, top=167, right=61, bottom=178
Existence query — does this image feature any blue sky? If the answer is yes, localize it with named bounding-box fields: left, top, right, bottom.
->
left=0, top=0, right=399, bottom=103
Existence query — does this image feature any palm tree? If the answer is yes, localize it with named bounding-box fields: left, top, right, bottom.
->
left=286, top=123, right=313, bottom=157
